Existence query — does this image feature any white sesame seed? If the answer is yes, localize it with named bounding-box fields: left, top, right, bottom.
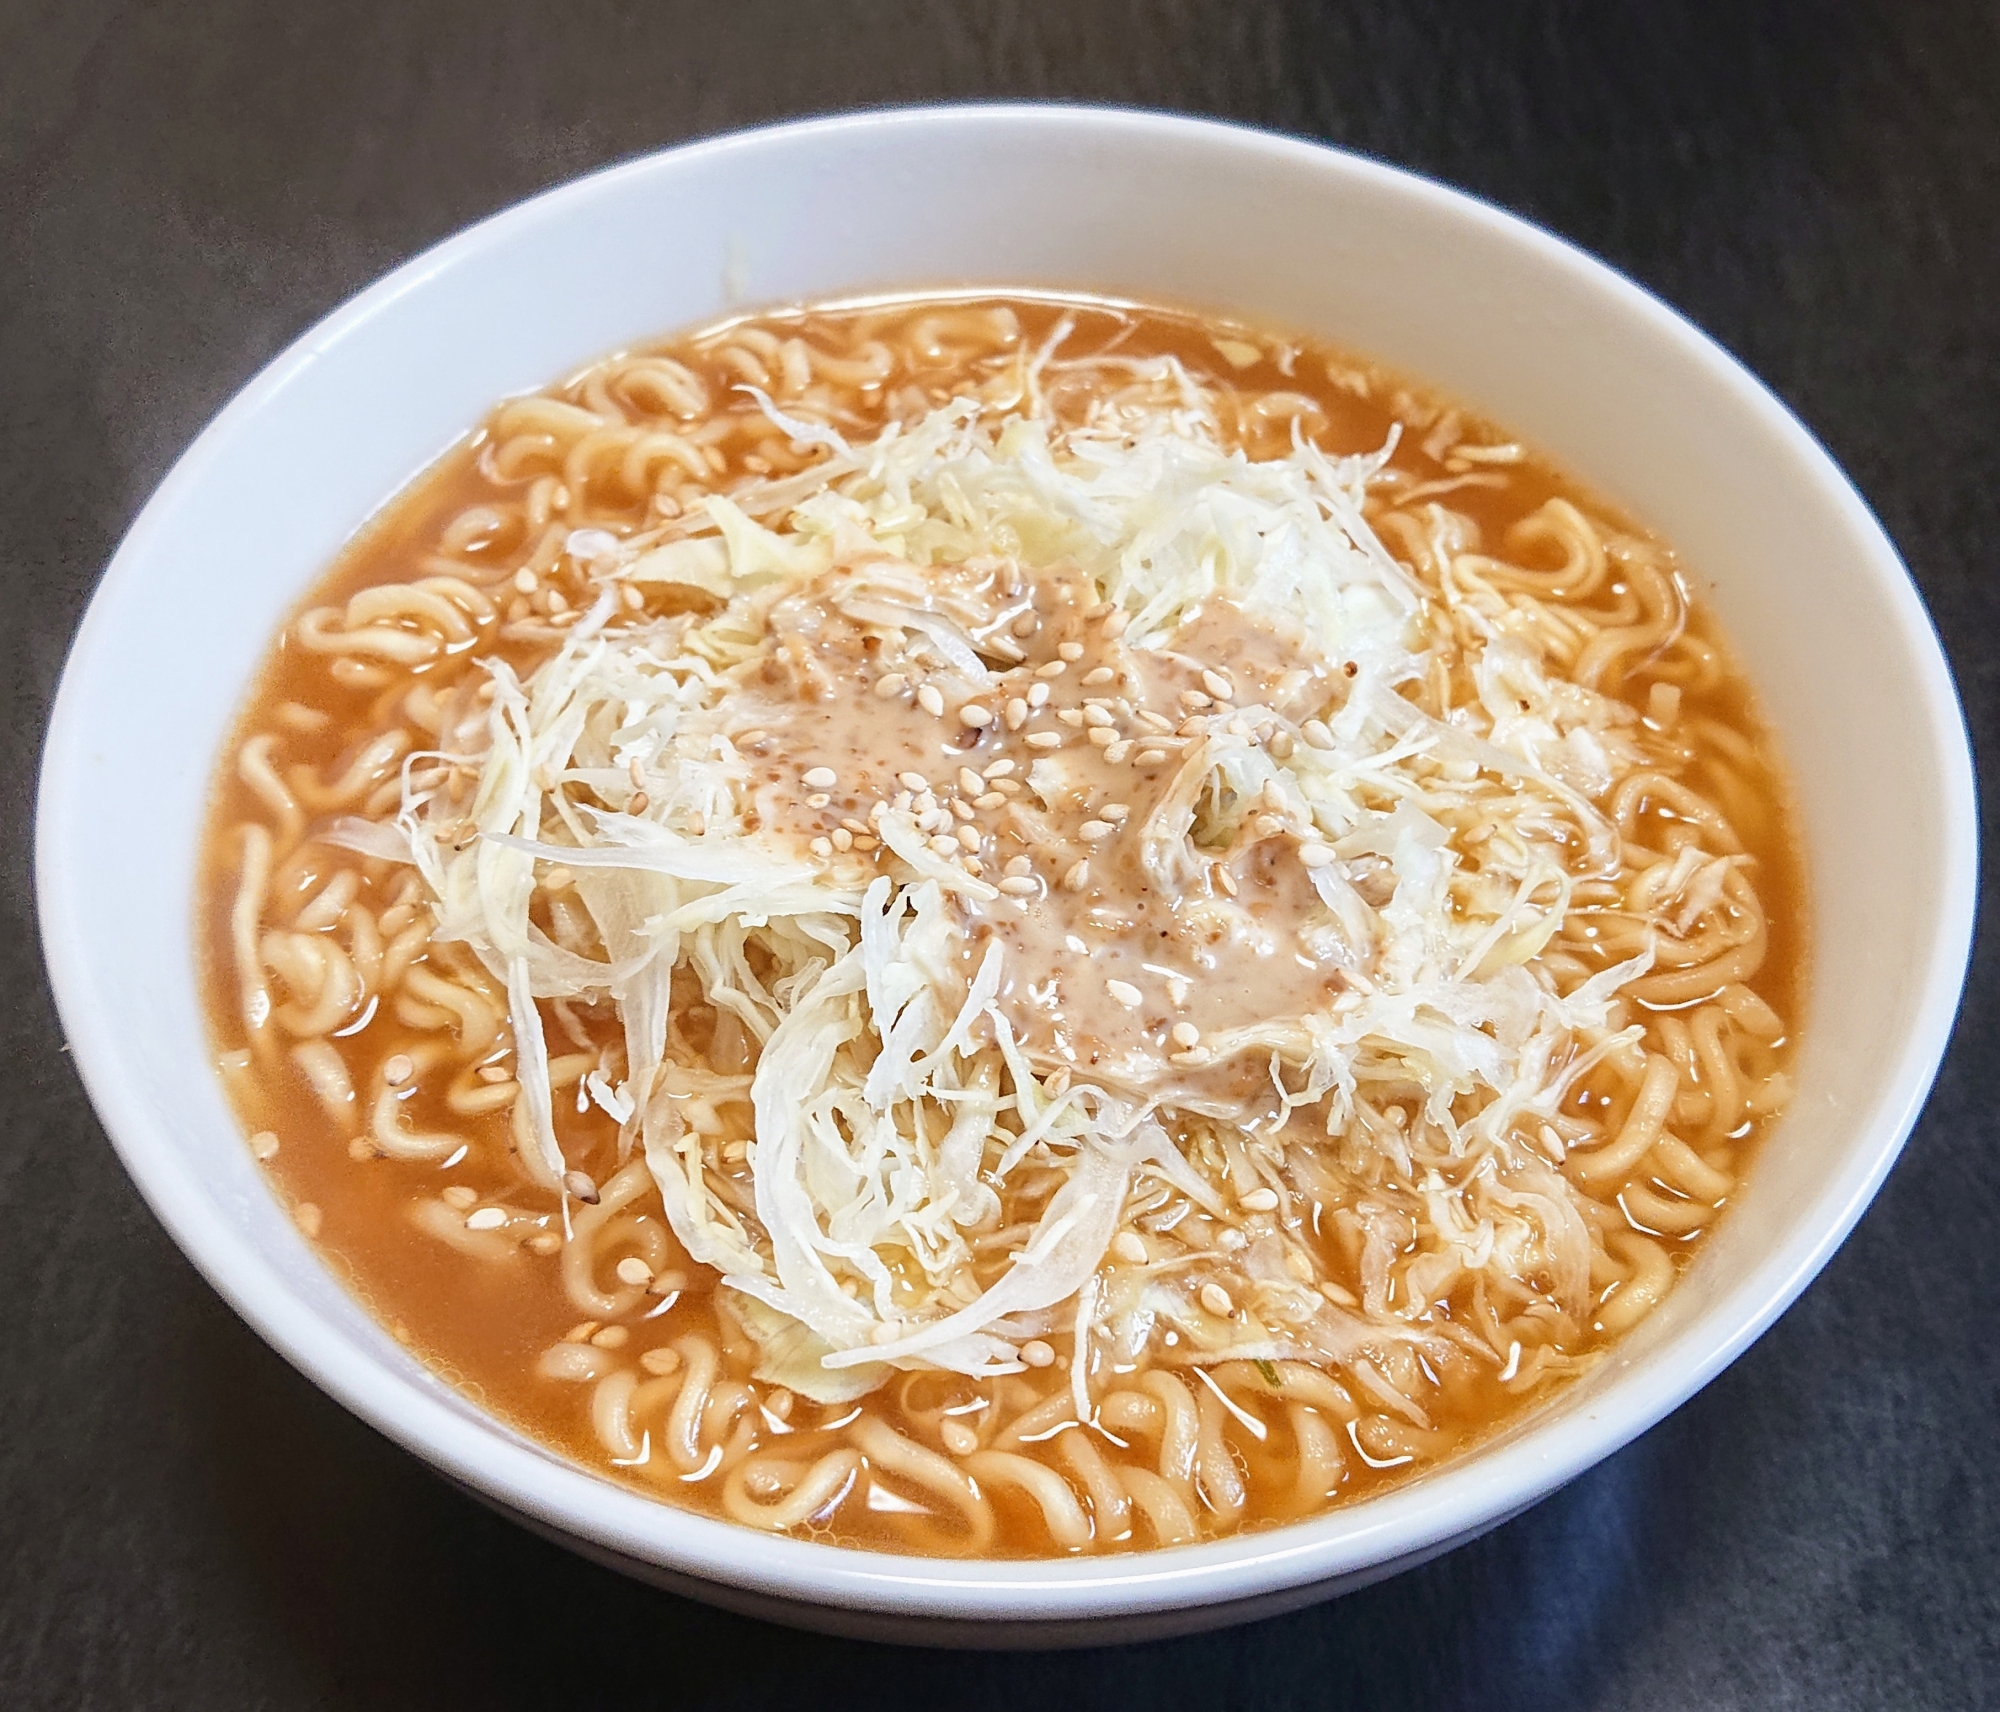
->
left=512, top=567, right=538, bottom=594
left=1082, top=666, right=1115, bottom=686
left=1179, top=689, right=1211, bottom=710
left=1062, top=859, right=1090, bottom=892
left=898, top=771, right=930, bottom=793
left=1026, top=731, right=1063, bottom=750
left=1106, top=979, right=1143, bottom=1007
left=465, top=1207, right=508, bottom=1230
left=1214, top=865, right=1238, bottom=897
left=626, top=792, right=649, bottom=814
left=1011, top=612, right=1039, bottom=638
left=958, top=767, right=986, bottom=794
left=563, top=1170, right=600, bottom=1204
left=590, top=1325, right=629, bottom=1349
left=928, top=834, right=960, bottom=857
left=1003, top=697, right=1029, bottom=730
left=1201, top=669, right=1235, bottom=700
left=984, top=758, right=1017, bottom=778
left=1058, top=642, right=1084, bottom=662
left=974, top=791, right=1005, bottom=809
left=1270, top=731, right=1296, bottom=759
left=248, top=1130, right=279, bottom=1160
left=1302, top=719, right=1335, bottom=750
left=998, top=876, right=1039, bottom=896
left=955, top=824, right=981, bottom=852
left=917, top=684, right=946, bottom=717
left=615, top=1256, right=653, bottom=1286
left=1200, top=1283, right=1235, bottom=1316
left=1297, top=843, right=1336, bottom=867
left=1101, top=608, right=1130, bottom=639
left=852, top=834, right=879, bottom=851
left=1170, top=1022, right=1201, bottom=1049
left=383, top=1054, right=414, bottom=1086
left=1135, top=748, right=1169, bottom=767
left=621, top=583, right=645, bottom=611
left=831, top=829, right=854, bottom=851
left=1027, top=682, right=1051, bottom=708
left=1112, top=1231, right=1149, bottom=1264
left=1020, top=1339, right=1056, bottom=1368
left=959, top=703, right=993, bottom=727
left=640, top=1347, right=682, bottom=1376
left=950, top=799, right=976, bottom=822
left=1177, top=717, right=1208, bottom=737
left=1035, top=659, right=1067, bottom=678
left=1004, top=856, right=1033, bottom=878
left=1081, top=705, right=1114, bottom=728
left=874, top=673, right=908, bottom=699
left=802, top=766, right=837, bottom=789
left=1105, top=741, right=1133, bottom=763
left=941, top=1419, right=979, bottom=1456
left=1086, top=727, right=1116, bottom=747
left=1101, top=802, right=1131, bottom=822
left=805, top=792, right=830, bottom=809
left=991, top=777, right=1023, bottom=794
left=1079, top=820, right=1114, bottom=841
left=441, top=1184, right=477, bottom=1210
left=810, top=836, right=833, bottom=857
left=1240, top=1187, right=1279, bottom=1212
left=541, top=865, right=574, bottom=892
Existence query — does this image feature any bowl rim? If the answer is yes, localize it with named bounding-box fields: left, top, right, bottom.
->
left=36, top=101, right=1980, bottom=1622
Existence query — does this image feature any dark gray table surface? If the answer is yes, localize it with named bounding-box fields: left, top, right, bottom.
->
left=4, top=2, right=1996, bottom=1706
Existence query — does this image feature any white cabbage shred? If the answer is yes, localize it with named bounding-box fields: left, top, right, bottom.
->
left=396, top=374, right=1656, bottom=1404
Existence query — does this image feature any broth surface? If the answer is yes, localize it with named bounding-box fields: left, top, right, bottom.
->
left=200, top=294, right=1802, bottom=1556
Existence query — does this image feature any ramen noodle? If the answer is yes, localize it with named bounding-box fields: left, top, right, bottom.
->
left=199, top=293, right=1801, bottom=1557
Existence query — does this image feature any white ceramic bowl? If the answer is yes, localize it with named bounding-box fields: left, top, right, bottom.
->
left=37, top=106, right=1976, bottom=1647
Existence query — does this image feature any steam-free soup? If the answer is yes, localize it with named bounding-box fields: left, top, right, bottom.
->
left=200, top=294, right=1801, bottom=1557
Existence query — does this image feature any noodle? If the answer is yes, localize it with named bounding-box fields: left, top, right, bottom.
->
left=197, top=292, right=1803, bottom=1558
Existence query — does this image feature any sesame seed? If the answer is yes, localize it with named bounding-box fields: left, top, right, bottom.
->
left=917, top=684, right=946, bottom=717
left=441, top=1184, right=478, bottom=1210
left=512, top=567, right=538, bottom=594
left=1082, top=666, right=1115, bottom=686
left=628, top=757, right=646, bottom=788
left=1214, top=866, right=1239, bottom=898
left=1035, top=660, right=1067, bottom=679
left=1177, top=717, right=1208, bottom=738
left=998, top=876, right=1039, bottom=896
left=1004, top=856, right=1033, bottom=877
left=959, top=703, right=993, bottom=727
left=1179, top=689, right=1211, bottom=710
left=590, top=1325, right=630, bottom=1349
left=640, top=1347, right=682, bottom=1376
left=1106, top=979, right=1143, bottom=1007
left=852, top=835, right=879, bottom=851
left=802, top=766, right=837, bottom=789
left=951, top=799, right=976, bottom=821
left=958, top=767, right=987, bottom=794
left=1021, top=1339, right=1056, bottom=1368
left=870, top=1320, right=904, bottom=1346
left=1085, top=727, right=1116, bottom=748
left=991, top=777, right=1024, bottom=795
left=1002, top=697, right=1029, bottom=730
left=984, top=758, right=1017, bottom=778
left=1084, top=600, right=1114, bottom=620
left=1027, top=682, right=1051, bottom=708
left=736, top=728, right=768, bottom=748
left=466, top=1206, right=508, bottom=1230
left=1240, top=1187, right=1280, bottom=1212
left=615, top=1256, right=653, bottom=1286
left=541, top=866, right=574, bottom=892
left=1079, top=820, right=1115, bottom=841
left=1062, top=859, right=1090, bottom=892
left=626, top=792, right=649, bottom=815
left=1025, top=731, right=1063, bottom=750
left=249, top=1130, right=279, bottom=1160
left=1113, top=1231, right=1149, bottom=1264
left=383, top=1054, right=414, bottom=1086
left=955, top=824, right=981, bottom=852
left=1201, top=669, right=1235, bottom=700
left=805, top=792, right=830, bottom=809
left=1200, top=1283, right=1235, bottom=1317
left=1011, top=613, right=1039, bottom=638
left=927, top=834, right=959, bottom=857
left=898, top=771, right=930, bottom=793
left=1101, top=608, right=1130, bottom=639
left=1171, top=1021, right=1201, bottom=1048
left=563, top=1170, right=600, bottom=1205
left=1102, top=803, right=1131, bottom=821
left=1105, top=741, right=1132, bottom=763
left=1302, top=719, right=1335, bottom=750
left=1135, top=749, right=1169, bottom=767
left=1136, top=709, right=1175, bottom=733
left=477, top=1064, right=512, bottom=1084
left=621, top=583, right=645, bottom=610
left=1270, top=731, right=1296, bottom=759
left=528, top=1230, right=562, bottom=1256
left=941, top=1419, right=979, bottom=1455
left=1058, top=642, right=1085, bottom=662
left=1082, top=705, right=1114, bottom=728
left=810, top=836, right=833, bottom=857
left=874, top=673, right=908, bottom=699
left=841, top=817, right=869, bottom=834
left=1298, top=843, right=1336, bottom=867
left=962, top=856, right=984, bottom=877
left=971, top=791, right=1004, bottom=810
